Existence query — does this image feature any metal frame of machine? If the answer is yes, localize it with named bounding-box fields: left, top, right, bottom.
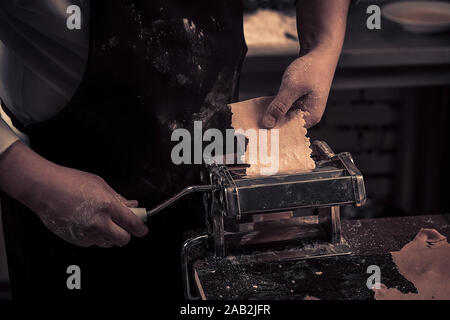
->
left=137, top=141, right=366, bottom=299
left=177, top=141, right=366, bottom=299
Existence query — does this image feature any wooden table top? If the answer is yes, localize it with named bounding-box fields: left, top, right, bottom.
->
left=193, top=214, right=450, bottom=300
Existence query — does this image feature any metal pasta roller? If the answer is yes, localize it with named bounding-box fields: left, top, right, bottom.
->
left=132, top=141, right=366, bottom=299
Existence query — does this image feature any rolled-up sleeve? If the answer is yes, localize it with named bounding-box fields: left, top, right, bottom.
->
left=0, top=117, right=19, bottom=155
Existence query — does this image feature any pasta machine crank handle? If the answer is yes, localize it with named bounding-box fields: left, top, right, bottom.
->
left=129, top=185, right=218, bottom=223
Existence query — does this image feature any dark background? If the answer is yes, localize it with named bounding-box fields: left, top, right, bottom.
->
left=239, top=0, right=450, bottom=219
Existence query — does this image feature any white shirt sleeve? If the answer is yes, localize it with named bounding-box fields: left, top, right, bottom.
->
left=0, top=0, right=90, bottom=126
left=0, top=117, right=19, bottom=155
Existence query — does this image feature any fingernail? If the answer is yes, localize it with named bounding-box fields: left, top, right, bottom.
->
left=263, top=114, right=276, bottom=128
left=140, top=226, right=148, bottom=236
left=129, top=200, right=139, bottom=208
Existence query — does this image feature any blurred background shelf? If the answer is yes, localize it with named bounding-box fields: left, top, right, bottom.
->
left=242, top=0, right=450, bottom=95
left=240, top=0, right=450, bottom=220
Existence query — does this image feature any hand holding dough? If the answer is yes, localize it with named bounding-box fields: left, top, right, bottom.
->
left=230, top=96, right=315, bottom=176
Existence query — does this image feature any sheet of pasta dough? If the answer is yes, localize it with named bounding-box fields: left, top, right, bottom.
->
left=230, top=96, right=315, bottom=176
left=374, top=228, right=450, bottom=300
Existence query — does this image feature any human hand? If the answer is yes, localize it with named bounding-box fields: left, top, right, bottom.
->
left=0, top=142, right=148, bottom=248
left=262, top=49, right=339, bottom=129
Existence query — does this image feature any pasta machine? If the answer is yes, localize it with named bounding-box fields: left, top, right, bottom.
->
left=132, top=140, right=366, bottom=299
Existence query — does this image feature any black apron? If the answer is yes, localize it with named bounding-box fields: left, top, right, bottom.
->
left=2, top=0, right=246, bottom=299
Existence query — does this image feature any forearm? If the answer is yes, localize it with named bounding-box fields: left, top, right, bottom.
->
left=0, top=141, right=53, bottom=207
left=0, top=141, right=148, bottom=247
left=296, top=0, right=351, bottom=56
left=262, top=0, right=351, bottom=129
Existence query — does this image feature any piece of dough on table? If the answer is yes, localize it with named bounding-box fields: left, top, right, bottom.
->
left=375, top=228, right=450, bottom=300
left=229, top=96, right=315, bottom=176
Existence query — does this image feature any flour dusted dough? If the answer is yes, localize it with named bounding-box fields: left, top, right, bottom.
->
left=375, top=228, right=450, bottom=300
left=230, top=96, right=315, bottom=176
